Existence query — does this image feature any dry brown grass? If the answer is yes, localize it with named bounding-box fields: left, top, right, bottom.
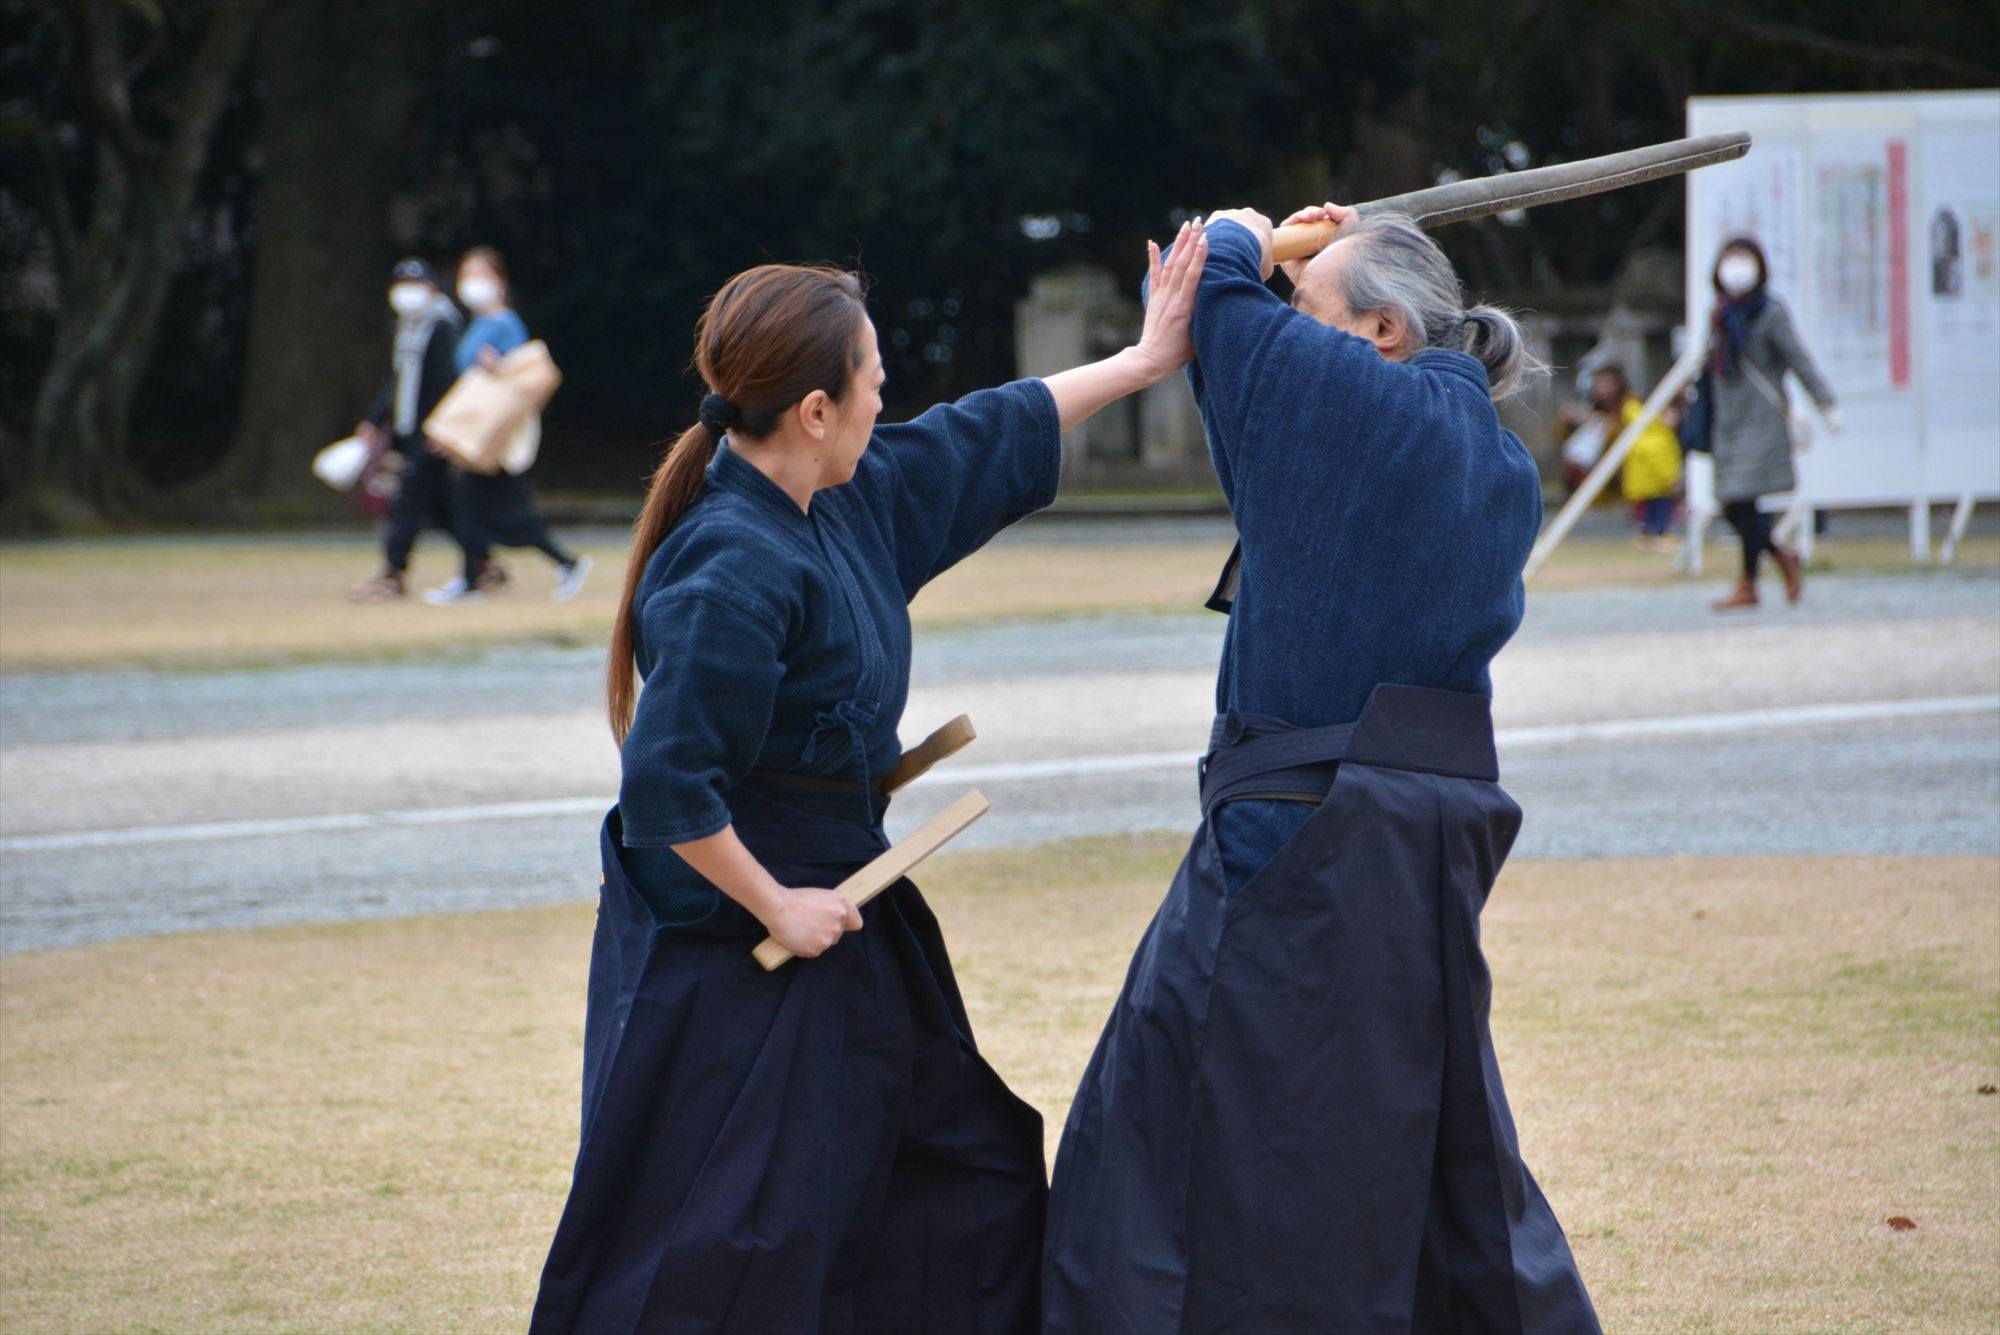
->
left=4, top=530, right=1990, bottom=672
left=1, top=845, right=1994, bottom=1332
left=0, top=534, right=1234, bottom=673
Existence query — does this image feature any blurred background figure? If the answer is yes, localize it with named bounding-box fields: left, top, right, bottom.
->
left=425, top=247, right=591, bottom=606
left=1556, top=397, right=1608, bottom=498
left=1587, top=362, right=1682, bottom=549
left=1700, top=237, right=1839, bottom=612
left=350, top=258, right=465, bottom=602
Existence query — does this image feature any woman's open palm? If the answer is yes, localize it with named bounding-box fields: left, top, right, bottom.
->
left=1134, top=221, right=1209, bottom=381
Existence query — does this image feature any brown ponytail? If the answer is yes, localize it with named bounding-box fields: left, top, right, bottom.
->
left=607, top=264, right=869, bottom=742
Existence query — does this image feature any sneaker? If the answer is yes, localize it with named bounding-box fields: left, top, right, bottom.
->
left=476, top=561, right=511, bottom=593
left=423, top=577, right=486, bottom=605
left=554, top=554, right=594, bottom=602
left=348, top=570, right=405, bottom=603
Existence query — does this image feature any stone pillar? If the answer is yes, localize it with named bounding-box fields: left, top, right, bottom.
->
left=1140, top=374, right=1204, bottom=471
left=1016, top=267, right=1128, bottom=475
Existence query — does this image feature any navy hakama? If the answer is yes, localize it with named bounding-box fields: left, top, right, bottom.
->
left=530, top=797, right=1044, bottom=1334
left=530, top=379, right=1063, bottom=1333
left=1044, top=687, right=1598, bottom=1333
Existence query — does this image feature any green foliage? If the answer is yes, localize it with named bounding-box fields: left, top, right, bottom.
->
left=6, top=0, right=1995, bottom=502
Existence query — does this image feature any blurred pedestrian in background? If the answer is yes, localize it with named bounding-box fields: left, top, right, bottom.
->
left=350, top=258, right=465, bottom=602
left=1700, top=237, right=1839, bottom=611
left=1556, top=398, right=1608, bottom=498
left=1587, top=362, right=1682, bottom=548
left=424, top=246, right=591, bottom=605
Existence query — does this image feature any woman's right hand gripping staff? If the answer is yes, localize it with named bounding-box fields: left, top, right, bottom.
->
left=672, top=824, right=862, bottom=958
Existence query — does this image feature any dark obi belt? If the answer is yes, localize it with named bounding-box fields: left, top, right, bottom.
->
left=1199, top=681, right=1500, bottom=816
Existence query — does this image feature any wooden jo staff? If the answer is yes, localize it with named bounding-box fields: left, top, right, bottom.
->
left=752, top=715, right=984, bottom=971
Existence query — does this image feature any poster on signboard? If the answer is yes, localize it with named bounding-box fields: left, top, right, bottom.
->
left=1809, top=135, right=1906, bottom=397
left=1919, top=128, right=2000, bottom=404
left=1698, top=144, right=1805, bottom=296
left=1917, top=120, right=2000, bottom=496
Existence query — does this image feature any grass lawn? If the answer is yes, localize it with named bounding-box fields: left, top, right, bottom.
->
left=0, top=534, right=1236, bottom=673
left=1, top=844, right=1994, bottom=1332
left=2, top=529, right=1992, bottom=672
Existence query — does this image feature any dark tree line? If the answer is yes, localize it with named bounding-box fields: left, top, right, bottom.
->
left=2, top=0, right=1993, bottom=530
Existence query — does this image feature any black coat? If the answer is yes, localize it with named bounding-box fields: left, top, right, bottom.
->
left=366, top=308, right=463, bottom=446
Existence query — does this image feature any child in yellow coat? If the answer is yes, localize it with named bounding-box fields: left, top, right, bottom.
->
left=1591, top=365, right=1681, bottom=546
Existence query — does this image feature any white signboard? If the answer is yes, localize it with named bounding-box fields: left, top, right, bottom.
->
left=1918, top=120, right=2000, bottom=497
left=1688, top=92, right=2000, bottom=510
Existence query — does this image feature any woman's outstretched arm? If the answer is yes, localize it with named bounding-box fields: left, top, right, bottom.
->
left=1042, top=220, right=1208, bottom=430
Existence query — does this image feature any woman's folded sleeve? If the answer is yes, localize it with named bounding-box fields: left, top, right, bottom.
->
left=857, top=378, right=1062, bottom=598
left=616, top=588, right=785, bottom=847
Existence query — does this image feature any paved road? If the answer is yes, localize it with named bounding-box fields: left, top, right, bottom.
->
left=3, top=562, right=1996, bottom=954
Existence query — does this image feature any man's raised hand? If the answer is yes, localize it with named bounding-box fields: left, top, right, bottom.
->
left=1202, top=207, right=1276, bottom=280
left=1276, top=202, right=1357, bottom=287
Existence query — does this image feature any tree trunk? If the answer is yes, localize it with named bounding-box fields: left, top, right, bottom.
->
left=226, top=0, right=430, bottom=513
left=16, top=0, right=267, bottom=529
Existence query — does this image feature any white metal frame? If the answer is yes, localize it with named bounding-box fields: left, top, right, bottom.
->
left=1525, top=345, right=1704, bottom=581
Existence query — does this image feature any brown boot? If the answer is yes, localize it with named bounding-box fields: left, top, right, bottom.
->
left=348, top=568, right=406, bottom=603
left=1711, top=579, right=1759, bottom=612
left=1771, top=546, right=1804, bottom=603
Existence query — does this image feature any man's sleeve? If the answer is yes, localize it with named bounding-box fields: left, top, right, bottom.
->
left=1178, top=221, right=1298, bottom=489
left=365, top=372, right=392, bottom=431
left=1166, top=220, right=1410, bottom=500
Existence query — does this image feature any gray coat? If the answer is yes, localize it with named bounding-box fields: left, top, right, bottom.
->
left=1707, top=296, right=1837, bottom=503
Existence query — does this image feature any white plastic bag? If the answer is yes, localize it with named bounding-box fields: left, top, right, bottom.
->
left=501, top=414, right=541, bottom=475
left=312, top=436, right=371, bottom=491
left=1560, top=417, right=1607, bottom=471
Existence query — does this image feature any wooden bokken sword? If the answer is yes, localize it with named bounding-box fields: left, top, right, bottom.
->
left=1268, top=131, right=1752, bottom=262
left=1207, top=131, right=1752, bottom=612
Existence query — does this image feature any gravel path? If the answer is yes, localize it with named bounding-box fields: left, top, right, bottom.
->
left=3, top=566, right=1995, bottom=953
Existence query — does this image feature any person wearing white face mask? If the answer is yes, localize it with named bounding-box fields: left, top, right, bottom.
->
left=1698, top=236, right=1840, bottom=612
left=424, top=246, right=591, bottom=605
left=350, top=257, right=467, bottom=602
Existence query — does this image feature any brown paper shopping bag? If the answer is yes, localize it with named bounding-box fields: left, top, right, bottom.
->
left=424, top=340, right=563, bottom=474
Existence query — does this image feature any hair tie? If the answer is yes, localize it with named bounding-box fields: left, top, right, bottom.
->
left=698, top=392, right=740, bottom=434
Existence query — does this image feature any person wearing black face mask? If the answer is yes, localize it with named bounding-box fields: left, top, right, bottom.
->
left=349, top=258, right=467, bottom=602
left=1701, top=237, right=1840, bottom=612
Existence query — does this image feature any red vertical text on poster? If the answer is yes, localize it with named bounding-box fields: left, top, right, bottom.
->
left=1888, top=138, right=1911, bottom=388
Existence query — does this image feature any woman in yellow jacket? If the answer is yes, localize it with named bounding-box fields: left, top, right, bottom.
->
left=1591, top=363, right=1680, bottom=544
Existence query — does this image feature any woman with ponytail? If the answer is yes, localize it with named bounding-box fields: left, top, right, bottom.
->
left=1045, top=208, right=1600, bottom=1333
left=531, top=231, right=1207, bottom=1335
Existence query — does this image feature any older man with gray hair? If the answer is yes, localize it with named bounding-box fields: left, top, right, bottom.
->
left=1044, top=205, right=1599, bottom=1333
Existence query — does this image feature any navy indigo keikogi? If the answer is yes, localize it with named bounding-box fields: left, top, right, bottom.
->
left=530, top=381, right=1059, bottom=1335
left=1043, top=221, right=1600, bottom=1333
